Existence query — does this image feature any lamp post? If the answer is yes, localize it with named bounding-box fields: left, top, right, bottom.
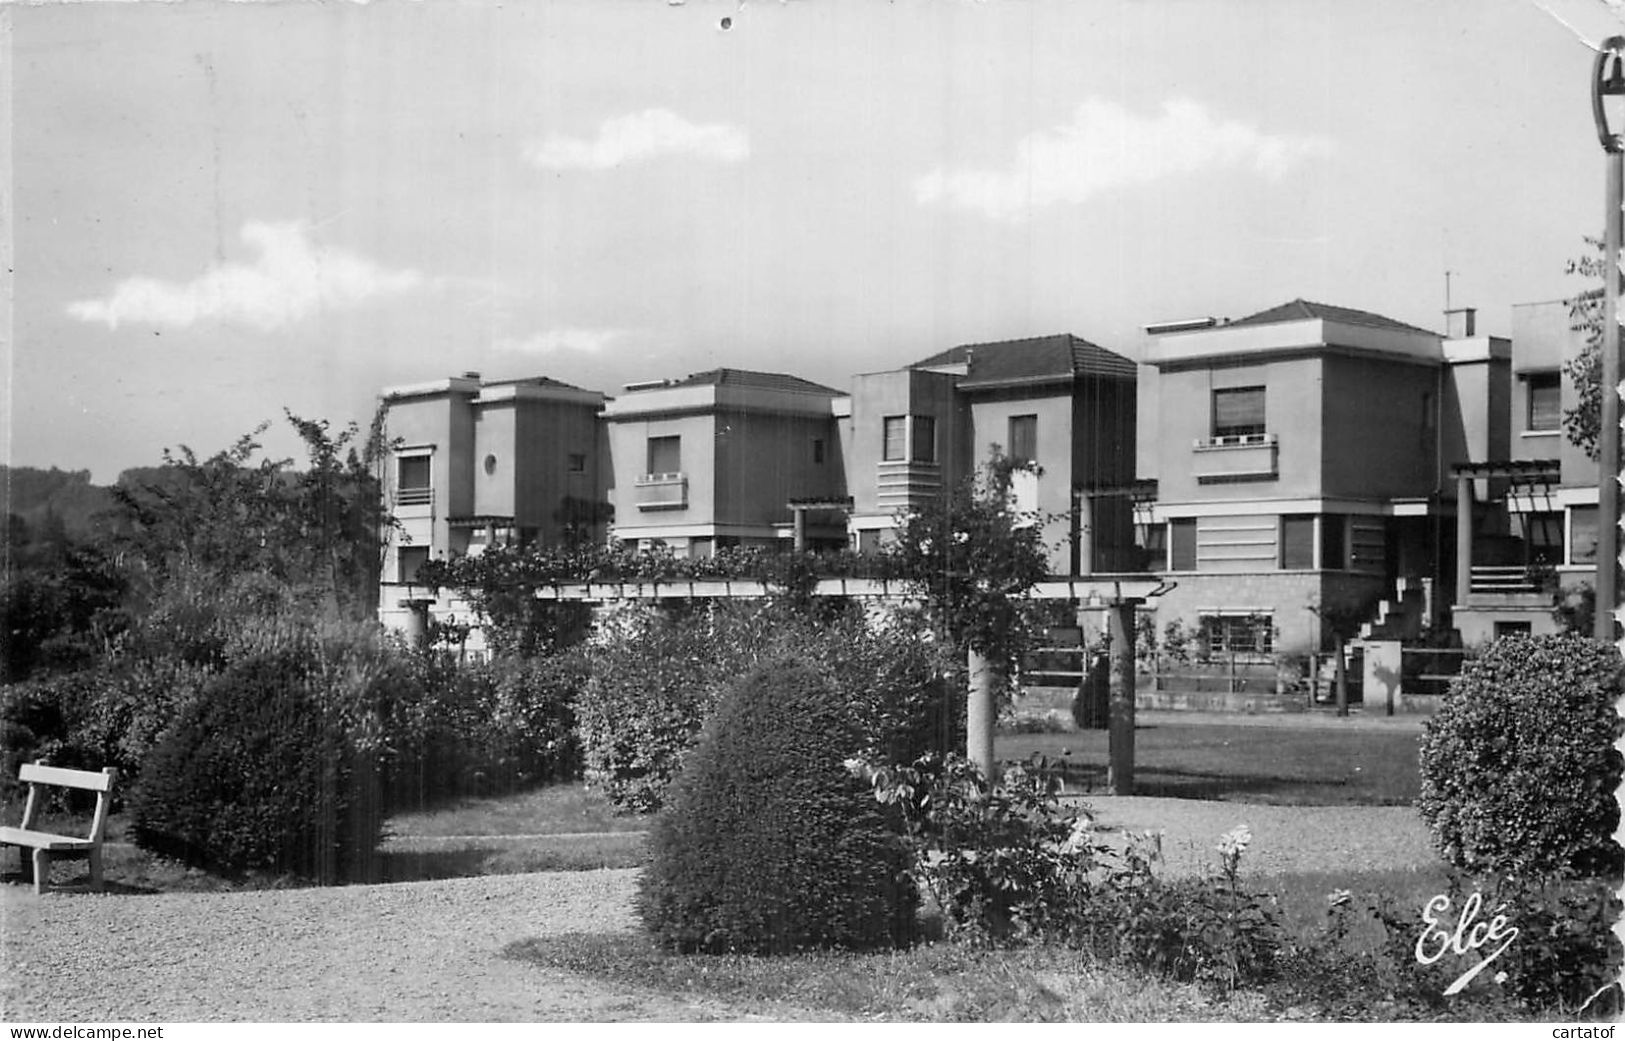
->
left=1592, top=37, right=1625, bottom=644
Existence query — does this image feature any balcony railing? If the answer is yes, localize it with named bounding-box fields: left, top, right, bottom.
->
left=876, top=460, right=942, bottom=510
left=395, top=487, right=433, bottom=507
left=1469, top=565, right=1540, bottom=594
left=635, top=471, right=687, bottom=510
left=1192, top=432, right=1278, bottom=483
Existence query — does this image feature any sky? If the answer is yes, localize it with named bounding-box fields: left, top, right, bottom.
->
left=7, top=0, right=1625, bottom=483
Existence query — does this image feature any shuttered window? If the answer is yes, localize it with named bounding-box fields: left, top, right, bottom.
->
left=1169, top=518, right=1197, bottom=571
left=399, top=547, right=429, bottom=583
left=1527, top=373, right=1561, bottom=432
left=1571, top=505, right=1600, bottom=564
left=1280, top=515, right=1315, bottom=569
left=1213, top=387, right=1266, bottom=438
left=1321, top=514, right=1347, bottom=570
left=883, top=416, right=906, bottom=461
left=398, top=455, right=430, bottom=490
left=1009, top=414, right=1037, bottom=465
left=912, top=415, right=937, bottom=463
left=647, top=436, right=681, bottom=475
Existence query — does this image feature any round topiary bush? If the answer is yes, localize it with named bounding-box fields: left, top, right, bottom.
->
left=1417, top=633, right=1623, bottom=879
left=128, top=651, right=382, bottom=883
left=637, top=657, right=918, bottom=954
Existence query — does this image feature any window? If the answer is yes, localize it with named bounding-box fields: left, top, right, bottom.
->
left=1169, top=518, right=1197, bottom=571
left=911, top=415, right=937, bottom=463
left=1571, top=505, right=1600, bottom=565
left=397, top=455, right=431, bottom=504
left=1280, top=515, right=1315, bottom=569
left=1212, top=386, right=1266, bottom=439
left=398, top=546, right=429, bottom=584
left=1137, top=523, right=1166, bottom=572
left=1009, top=415, right=1037, bottom=465
left=813, top=439, right=825, bottom=464
left=399, top=455, right=430, bottom=489
left=1527, top=372, right=1561, bottom=432
left=1523, top=511, right=1564, bottom=566
left=568, top=453, right=586, bottom=473
left=1201, top=613, right=1274, bottom=656
left=1494, top=621, right=1533, bottom=640
left=1320, top=514, right=1347, bottom=570
left=647, top=436, right=681, bottom=476
left=882, top=416, right=906, bottom=461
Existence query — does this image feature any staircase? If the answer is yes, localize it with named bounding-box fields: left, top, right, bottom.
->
left=1359, top=577, right=1432, bottom=641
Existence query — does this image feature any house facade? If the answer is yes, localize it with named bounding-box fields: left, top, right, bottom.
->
left=376, top=372, right=609, bottom=632
left=1450, top=299, right=1597, bottom=643
left=1137, top=300, right=1510, bottom=657
left=600, top=368, right=847, bottom=555
left=842, top=334, right=1138, bottom=574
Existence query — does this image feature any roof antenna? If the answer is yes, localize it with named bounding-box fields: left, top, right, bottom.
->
left=1444, top=270, right=1453, bottom=314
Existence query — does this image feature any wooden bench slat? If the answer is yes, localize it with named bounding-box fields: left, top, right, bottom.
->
left=18, top=764, right=116, bottom=792
left=0, top=827, right=96, bottom=851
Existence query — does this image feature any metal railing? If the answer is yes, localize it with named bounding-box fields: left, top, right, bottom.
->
left=1469, top=565, right=1540, bottom=594
left=395, top=487, right=432, bottom=506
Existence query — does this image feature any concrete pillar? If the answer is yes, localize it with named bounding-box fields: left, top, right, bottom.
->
left=1455, top=470, right=1474, bottom=606
left=1363, top=639, right=1402, bottom=717
left=793, top=508, right=807, bottom=552
left=1077, top=492, right=1094, bottom=576
left=1106, top=601, right=1136, bottom=796
left=967, top=648, right=996, bottom=781
left=402, top=599, right=431, bottom=650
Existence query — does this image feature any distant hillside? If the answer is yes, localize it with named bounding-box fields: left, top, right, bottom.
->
left=1, top=466, right=120, bottom=539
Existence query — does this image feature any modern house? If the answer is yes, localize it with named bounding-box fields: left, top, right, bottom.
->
left=600, top=368, right=848, bottom=556
left=842, top=334, right=1139, bottom=574
left=1136, top=300, right=1510, bottom=657
left=1450, top=299, right=1597, bottom=642
left=376, top=372, right=609, bottom=632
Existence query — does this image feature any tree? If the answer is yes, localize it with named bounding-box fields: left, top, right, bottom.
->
left=887, top=452, right=1051, bottom=775
left=1562, top=237, right=1612, bottom=460
left=109, top=410, right=395, bottom=622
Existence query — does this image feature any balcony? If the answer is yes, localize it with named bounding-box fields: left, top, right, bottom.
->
left=1468, top=565, right=1541, bottom=595
left=876, top=460, right=941, bottom=511
left=1192, top=432, right=1278, bottom=483
left=394, top=486, right=433, bottom=510
left=635, top=472, right=688, bottom=510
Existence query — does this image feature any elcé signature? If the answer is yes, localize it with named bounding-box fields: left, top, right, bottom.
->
left=1415, top=891, right=1518, bottom=996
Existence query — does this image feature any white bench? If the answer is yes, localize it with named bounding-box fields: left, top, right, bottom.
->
left=1, top=762, right=118, bottom=895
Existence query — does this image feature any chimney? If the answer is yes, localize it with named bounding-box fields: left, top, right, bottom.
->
left=1444, top=308, right=1476, bottom=339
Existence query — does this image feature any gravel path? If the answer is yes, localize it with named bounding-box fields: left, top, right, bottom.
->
left=0, top=800, right=1439, bottom=1022
left=1, top=869, right=746, bottom=1022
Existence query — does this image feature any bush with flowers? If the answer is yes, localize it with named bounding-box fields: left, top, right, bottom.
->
left=849, top=751, right=1286, bottom=996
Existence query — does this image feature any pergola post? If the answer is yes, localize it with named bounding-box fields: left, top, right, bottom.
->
left=1106, top=599, right=1137, bottom=796
left=967, top=648, right=996, bottom=780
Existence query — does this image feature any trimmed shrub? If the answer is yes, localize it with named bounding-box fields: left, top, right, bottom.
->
left=637, top=658, right=917, bottom=954
left=1417, top=633, right=1623, bottom=879
left=576, top=600, right=955, bottom=814
left=128, top=650, right=383, bottom=883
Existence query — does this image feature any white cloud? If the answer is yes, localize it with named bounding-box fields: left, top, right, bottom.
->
left=494, top=327, right=627, bottom=355
left=523, top=108, right=749, bottom=170
left=915, top=98, right=1335, bottom=221
left=66, top=221, right=428, bottom=331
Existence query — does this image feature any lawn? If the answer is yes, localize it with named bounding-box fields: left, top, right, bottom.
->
left=2, top=783, right=649, bottom=893
left=997, top=723, right=1422, bottom=805
left=5, top=722, right=1418, bottom=894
